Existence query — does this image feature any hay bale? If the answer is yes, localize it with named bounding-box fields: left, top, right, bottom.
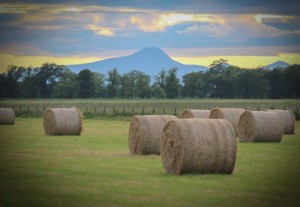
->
left=0, top=108, right=15, bottom=125
left=210, top=108, right=245, bottom=135
left=43, top=107, right=83, bottom=136
left=238, top=111, right=283, bottom=142
left=266, top=109, right=295, bottom=134
left=128, top=115, right=178, bottom=155
left=161, top=119, right=237, bottom=175
left=180, top=109, right=210, bottom=119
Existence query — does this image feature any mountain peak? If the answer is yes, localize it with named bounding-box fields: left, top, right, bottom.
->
left=132, top=47, right=170, bottom=59
left=264, top=61, right=290, bottom=70
left=67, top=47, right=208, bottom=79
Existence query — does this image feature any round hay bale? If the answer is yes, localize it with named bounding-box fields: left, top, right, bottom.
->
left=210, top=108, right=245, bottom=136
left=0, top=108, right=15, bottom=125
left=180, top=109, right=210, bottom=119
left=266, top=109, right=295, bottom=134
left=43, top=107, right=83, bottom=136
left=128, top=115, right=178, bottom=155
left=238, top=111, right=283, bottom=142
left=161, top=119, right=237, bottom=175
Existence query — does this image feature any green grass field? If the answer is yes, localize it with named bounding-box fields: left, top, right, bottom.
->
left=1, top=99, right=300, bottom=118
left=0, top=118, right=300, bottom=207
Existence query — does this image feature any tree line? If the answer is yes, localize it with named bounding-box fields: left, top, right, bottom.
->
left=0, top=60, right=299, bottom=99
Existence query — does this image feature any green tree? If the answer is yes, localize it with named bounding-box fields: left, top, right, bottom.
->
left=106, top=68, right=121, bottom=98
left=78, top=69, right=96, bottom=98
left=3, top=65, right=24, bottom=98
left=236, top=69, right=269, bottom=99
left=165, top=68, right=180, bottom=99
left=93, top=72, right=105, bottom=98
left=19, top=66, right=39, bottom=98
left=35, top=63, right=66, bottom=98
left=182, top=71, right=205, bottom=98
left=284, top=64, right=300, bottom=98
left=151, top=83, right=166, bottom=98
left=134, top=71, right=151, bottom=98
left=267, top=68, right=285, bottom=99
left=53, top=69, right=79, bottom=98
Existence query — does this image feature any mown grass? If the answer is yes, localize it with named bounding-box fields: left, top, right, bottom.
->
left=0, top=118, right=300, bottom=207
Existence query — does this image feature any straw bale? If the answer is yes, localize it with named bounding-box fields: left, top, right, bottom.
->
left=266, top=109, right=295, bottom=134
left=180, top=109, right=210, bottom=119
left=128, top=115, right=178, bottom=155
left=210, top=108, right=245, bottom=135
left=0, top=108, right=15, bottom=125
left=43, top=107, right=83, bottom=136
left=160, top=118, right=237, bottom=175
left=238, top=111, right=283, bottom=142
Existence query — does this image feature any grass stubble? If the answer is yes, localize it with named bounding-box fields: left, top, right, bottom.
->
left=0, top=118, right=299, bottom=207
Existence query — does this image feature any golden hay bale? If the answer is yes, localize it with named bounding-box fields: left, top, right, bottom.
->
left=210, top=108, right=245, bottom=135
left=128, top=115, right=178, bottom=155
left=238, top=111, right=283, bottom=142
left=160, top=119, right=237, bottom=175
left=0, top=108, right=15, bottom=125
left=180, top=109, right=210, bottom=119
left=266, top=110, right=295, bottom=134
left=43, top=107, right=83, bottom=136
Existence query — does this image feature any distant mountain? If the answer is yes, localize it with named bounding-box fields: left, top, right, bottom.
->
left=264, top=61, right=290, bottom=70
left=67, top=47, right=207, bottom=79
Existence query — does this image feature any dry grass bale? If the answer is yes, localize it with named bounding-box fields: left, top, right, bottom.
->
left=161, top=119, right=237, bottom=175
left=180, top=109, right=210, bottom=119
left=0, top=108, right=15, bottom=125
left=266, top=109, right=295, bottom=134
left=43, top=107, right=83, bottom=136
left=128, top=115, right=178, bottom=155
left=238, top=111, right=283, bottom=142
left=210, top=108, right=245, bottom=135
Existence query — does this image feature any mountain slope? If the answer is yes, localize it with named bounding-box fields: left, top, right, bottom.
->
left=264, top=61, right=290, bottom=70
left=67, top=47, right=207, bottom=78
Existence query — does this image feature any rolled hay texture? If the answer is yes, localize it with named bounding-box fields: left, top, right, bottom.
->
left=210, top=108, right=245, bottom=136
left=128, top=115, right=178, bottom=155
left=238, top=111, right=283, bottom=142
left=0, top=108, right=15, bottom=125
left=266, top=110, right=295, bottom=134
left=43, top=107, right=83, bottom=136
left=161, top=119, right=237, bottom=175
left=180, top=109, right=210, bottom=119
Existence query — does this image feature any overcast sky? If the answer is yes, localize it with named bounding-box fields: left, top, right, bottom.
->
left=0, top=0, right=300, bottom=71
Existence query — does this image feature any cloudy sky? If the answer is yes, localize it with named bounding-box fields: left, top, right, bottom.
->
left=0, top=0, right=300, bottom=72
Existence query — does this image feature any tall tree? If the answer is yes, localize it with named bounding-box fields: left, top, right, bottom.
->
left=106, top=68, right=121, bottom=98
left=182, top=71, right=205, bottom=98
left=3, top=65, right=24, bottom=98
left=284, top=64, right=300, bottom=98
left=267, top=68, right=285, bottom=99
left=78, top=69, right=96, bottom=98
left=53, top=69, right=79, bottom=98
left=35, top=63, right=66, bottom=98
left=165, top=68, right=180, bottom=99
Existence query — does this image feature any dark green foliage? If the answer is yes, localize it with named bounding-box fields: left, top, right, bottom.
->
left=0, top=61, right=299, bottom=99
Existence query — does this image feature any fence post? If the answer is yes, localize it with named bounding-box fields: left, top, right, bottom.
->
left=132, top=107, right=135, bottom=115
left=142, top=107, right=144, bottom=115
left=163, top=107, right=165, bottom=115
left=174, top=108, right=177, bottom=116
left=122, top=107, right=125, bottom=115
left=152, top=107, right=155, bottom=114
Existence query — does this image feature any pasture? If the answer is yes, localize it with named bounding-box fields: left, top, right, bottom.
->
left=1, top=99, right=299, bottom=118
left=0, top=117, right=300, bottom=206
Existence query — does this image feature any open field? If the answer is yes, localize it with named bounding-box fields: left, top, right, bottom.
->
left=0, top=118, right=300, bottom=207
left=1, top=99, right=299, bottom=118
